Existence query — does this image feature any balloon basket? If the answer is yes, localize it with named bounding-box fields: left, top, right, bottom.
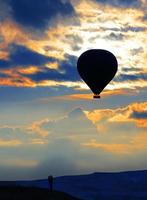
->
left=93, top=94, right=100, bottom=99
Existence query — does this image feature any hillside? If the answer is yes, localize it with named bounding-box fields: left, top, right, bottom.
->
left=0, top=186, right=81, bottom=200
left=1, top=170, right=147, bottom=200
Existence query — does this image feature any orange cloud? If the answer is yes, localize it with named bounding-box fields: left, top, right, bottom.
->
left=0, top=139, right=22, bottom=147
left=82, top=140, right=133, bottom=154
left=136, top=120, right=147, bottom=128
left=0, top=67, right=37, bottom=87
left=86, top=102, right=147, bottom=128
left=55, top=89, right=132, bottom=101
left=30, top=138, right=48, bottom=145
left=82, top=132, right=147, bottom=155
left=45, top=62, right=59, bottom=70
left=26, top=119, right=50, bottom=138
left=111, top=102, right=147, bottom=128
left=0, top=77, right=36, bottom=87
left=0, top=20, right=28, bottom=47
left=0, top=50, right=9, bottom=60
left=17, top=66, right=40, bottom=75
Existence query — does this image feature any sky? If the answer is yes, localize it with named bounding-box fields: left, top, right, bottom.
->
left=0, top=0, right=146, bottom=180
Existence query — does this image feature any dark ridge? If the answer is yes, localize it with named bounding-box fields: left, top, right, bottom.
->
left=0, top=186, right=82, bottom=200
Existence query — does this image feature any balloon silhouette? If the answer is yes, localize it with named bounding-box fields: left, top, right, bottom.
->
left=77, top=49, right=118, bottom=98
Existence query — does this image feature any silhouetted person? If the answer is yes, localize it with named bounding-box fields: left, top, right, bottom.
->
left=48, top=175, right=53, bottom=192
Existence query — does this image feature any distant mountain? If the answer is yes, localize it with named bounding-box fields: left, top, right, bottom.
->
left=1, top=170, right=147, bottom=200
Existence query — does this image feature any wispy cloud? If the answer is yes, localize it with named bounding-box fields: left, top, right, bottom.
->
left=82, top=130, right=147, bottom=155
left=0, top=139, right=22, bottom=147
left=54, top=89, right=133, bottom=100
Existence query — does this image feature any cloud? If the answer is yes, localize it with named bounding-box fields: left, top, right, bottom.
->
left=9, top=0, right=76, bottom=30
left=28, top=54, right=80, bottom=82
left=63, top=34, right=83, bottom=51
left=0, top=158, right=38, bottom=168
left=81, top=103, right=147, bottom=155
left=105, top=32, right=125, bottom=41
left=115, top=73, right=147, bottom=82
left=122, top=67, right=143, bottom=73
left=38, top=107, right=97, bottom=138
left=0, top=44, right=56, bottom=69
left=0, top=139, right=22, bottom=147
left=85, top=102, right=147, bottom=129
left=130, top=47, right=144, bottom=55
left=0, top=107, right=96, bottom=148
left=0, top=59, right=10, bottom=68
left=0, top=102, right=147, bottom=178
left=0, top=50, right=80, bottom=86
left=55, top=89, right=131, bottom=100
left=0, top=0, right=11, bottom=22
left=82, top=131, right=147, bottom=155
left=0, top=0, right=146, bottom=92
left=0, top=124, right=49, bottom=148
left=9, top=44, right=55, bottom=67
left=0, top=107, right=97, bottom=179
left=0, top=0, right=146, bottom=90
left=102, top=26, right=146, bottom=32
left=26, top=118, right=50, bottom=137
left=94, top=0, right=141, bottom=8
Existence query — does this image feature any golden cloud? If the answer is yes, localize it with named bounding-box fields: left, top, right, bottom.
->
left=0, top=139, right=22, bottom=147
left=17, top=66, right=40, bottom=75
left=30, top=138, right=48, bottom=145
left=0, top=50, right=9, bottom=60
left=85, top=102, right=147, bottom=128
left=56, top=89, right=130, bottom=101
left=82, top=132, right=147, bottom=155
left=0, top=77, right=36, bottom=87
left=26, top=119, right=50, bottom=138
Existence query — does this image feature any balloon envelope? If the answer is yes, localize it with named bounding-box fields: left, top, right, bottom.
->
left=77, top=49, right=118, bottom=98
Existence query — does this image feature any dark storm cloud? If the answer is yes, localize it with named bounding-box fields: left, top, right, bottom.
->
left=131, top=111, right=147, bottom=119
left=130, top=47, right=144, bottom=56
left=64, top=34, right=83, bottom=51
left=9, top=0, right=76, bottom=30
left=0, top=59, right=10, bottom=68
left=0, top=50, right=80, bottom=84
left=105, top=32, right=124, bottom=41
left=28, top=54, right=80, bottom=82
left=94, top=0, right=141, bottom=8
left=122, top=67, right=143, bottom=73
left=9, top=44, right=55, bottom=66
left=101, top=26, right=146, bottom=33
left=142, top=15, right=147, bottom=21
left=65, top=34, right=83, bottom=44
left=115, top=73, right=147, bottom=82
left=0, top=0, right=11, bottom=22
left=0, top=73, right=10, bottom=78
left=0, top=44, right=55, bottom=68
left=123, top=27, right=146, bottom=32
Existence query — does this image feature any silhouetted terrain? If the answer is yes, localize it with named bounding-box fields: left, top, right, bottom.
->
left=1, top=170, right=147, bottom=200
left=0, top=186, right=81, bottom=200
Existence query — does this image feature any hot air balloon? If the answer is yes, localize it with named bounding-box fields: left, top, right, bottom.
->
left=77, top=49, right=118, bottom=98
